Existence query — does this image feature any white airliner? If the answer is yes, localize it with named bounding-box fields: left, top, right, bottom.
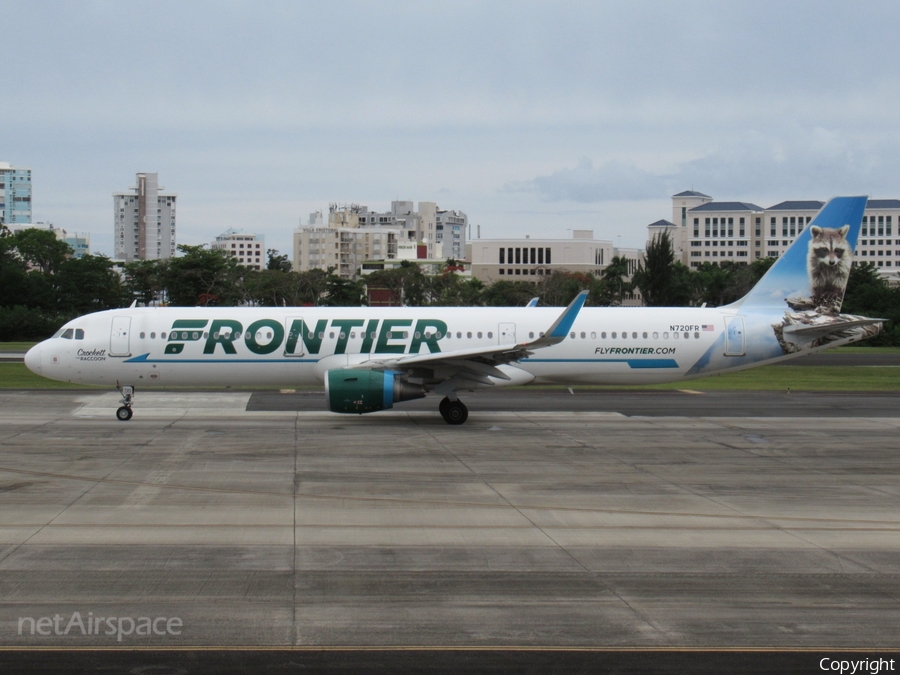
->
left=25, top=196, right=883, bottom=424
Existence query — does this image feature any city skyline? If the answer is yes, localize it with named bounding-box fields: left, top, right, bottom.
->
left=4, top=1, right=899, bottom=259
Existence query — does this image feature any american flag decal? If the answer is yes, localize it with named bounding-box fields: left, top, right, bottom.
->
left=702, top=324, right=715, bottom=331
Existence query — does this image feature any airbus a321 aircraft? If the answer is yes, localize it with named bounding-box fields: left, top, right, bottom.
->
left=25, top=196, right=884, bottom=425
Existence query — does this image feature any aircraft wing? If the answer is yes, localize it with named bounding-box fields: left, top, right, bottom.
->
left=350, top=291, right=588, bottom=379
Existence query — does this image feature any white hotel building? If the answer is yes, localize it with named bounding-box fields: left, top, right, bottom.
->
left=663, top=191, right=900, bottom=280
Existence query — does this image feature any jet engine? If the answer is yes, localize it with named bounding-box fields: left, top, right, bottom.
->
left=325, top=369, right=426, bottom=414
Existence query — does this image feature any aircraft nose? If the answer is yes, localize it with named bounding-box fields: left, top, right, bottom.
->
left=24, top=343, right=43, bottom=376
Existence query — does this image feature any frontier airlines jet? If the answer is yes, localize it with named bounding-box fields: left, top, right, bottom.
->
left=25, top=196, right=884, bottom=424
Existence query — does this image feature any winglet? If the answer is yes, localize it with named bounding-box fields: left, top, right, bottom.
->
left=526, top=297, right=539, bottom=307
left=525, top=290, right=588, bottom=348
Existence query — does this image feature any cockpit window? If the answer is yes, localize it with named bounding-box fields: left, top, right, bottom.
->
left=60, top=329, right=74, bottom=339
left=75, top=329, right=84, bottom=340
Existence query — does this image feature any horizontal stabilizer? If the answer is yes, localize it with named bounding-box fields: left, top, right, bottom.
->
left=782, top=316, right=885, bottom=345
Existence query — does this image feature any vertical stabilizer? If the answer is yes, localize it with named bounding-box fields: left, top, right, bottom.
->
left=732, top=196, right=867, bottom=312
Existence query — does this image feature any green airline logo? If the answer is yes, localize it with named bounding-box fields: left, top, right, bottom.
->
left=164, top=318, right=449, bottom=356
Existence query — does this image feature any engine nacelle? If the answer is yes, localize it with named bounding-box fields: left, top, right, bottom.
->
left=325, top=369, right=426, bottom=414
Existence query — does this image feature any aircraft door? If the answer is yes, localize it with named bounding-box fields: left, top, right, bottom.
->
left=110, top=316, right=132, bottom=357
left=284, top=317, right=307, bottom=356
left=724, top=316, right=745, bottom=356
left=498, top=322, right=516, bottom=344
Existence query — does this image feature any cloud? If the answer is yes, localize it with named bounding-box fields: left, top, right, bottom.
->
left=510, top=127, right=900, bottom=206
left=505, top=158, right=670, bottom=202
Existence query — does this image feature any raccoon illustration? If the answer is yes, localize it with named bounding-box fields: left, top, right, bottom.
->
left=807, top=224, right=852, bottom=311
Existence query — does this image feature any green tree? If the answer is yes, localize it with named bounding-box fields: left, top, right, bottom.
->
left=539, top=271, right=590, bottom=307
left=162, top=245, right=243, bottom=306
left=481, top=280, right=538, bottom=307
left=0, top=224, right=31, bottom=308
left=10, top=229, right=73, bottom=274
left=54, top=255, right=124, bottom=313
left=266, top=248, right=292, bottom=273
left=842, top=262, right=900, bottom=345
left=124, top=259, right=166, bottom=306
left=322, top=275, right=366, bottom=306
left=631, top=230, right=696, bottom=307
left=600, top=256, right=633, bottom=306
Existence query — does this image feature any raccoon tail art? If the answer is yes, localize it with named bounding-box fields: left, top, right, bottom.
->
left=727, top=196, right=868, bottom=312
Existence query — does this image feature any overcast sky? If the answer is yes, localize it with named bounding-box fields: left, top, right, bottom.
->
left=4, top=0, right=899, bottom=258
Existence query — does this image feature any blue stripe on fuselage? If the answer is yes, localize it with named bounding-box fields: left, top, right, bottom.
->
left=524, top=358, right=679, bottom=368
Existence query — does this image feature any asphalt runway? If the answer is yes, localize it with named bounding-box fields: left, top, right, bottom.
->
left=249, top=388, right=900, bottom=417
left=0, top=389, right=899, bottom=672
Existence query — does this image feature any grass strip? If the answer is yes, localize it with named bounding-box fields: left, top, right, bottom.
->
left=2, top=362, right=898, bottom=392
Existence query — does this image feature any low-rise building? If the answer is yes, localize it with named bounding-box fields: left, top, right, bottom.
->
left=468, top=230, right=613, bottom=282
left=467, top=230, right=644, bottom=305
left=294, top=201, right=468, bottom=278
left=211, top=230, right=265, bottom=270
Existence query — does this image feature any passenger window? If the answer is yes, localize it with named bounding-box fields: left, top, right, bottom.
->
left=580, top=332, right=585, bottom=339
left=350, top=332, right=356, bottom=338
left=457, top=332, right=462, bottom=338
left=590, top=332, right=596, bottom=339
left=529, top=332, right=534, bottom=339
left=601, top=332, right=606, bottom=338
left=683, top=332, right=689, bottom=339
left=611, top=332, right=617, bottom=338
left=642, top=332, right=648, bottom=339
left=487, top=332, right=492, bottom=338
left=632, top=332, right=637, bottom=339
left=161, top=332, right=167, bottom=339
left=653, top=332, right=659, bottom=339
left=467, top=332, right=472, bottom=338
left=674, top=332, right=680, bottom=339
left=663, top=332, right=669, bottom=339
left=140, top=332, right=146, bottom=339
left=570, top=332, right=575, bottom=339
left=151, top=332, right=156, bottom=339
left=477, top=332, right=483, bottom=339
left=75, top=329, right=85, bottom=340
left=694, top=332, right=700, bottom=339
left=414, top=332, right=421, bottom=339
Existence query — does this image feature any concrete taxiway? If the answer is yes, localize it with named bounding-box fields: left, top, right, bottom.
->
left=0, top=389, right=899, bottom=649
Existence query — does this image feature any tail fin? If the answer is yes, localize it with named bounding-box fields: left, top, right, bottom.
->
left=733, top=196, right=867, bottom=312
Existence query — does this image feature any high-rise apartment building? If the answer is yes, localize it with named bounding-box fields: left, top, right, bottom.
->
left=0, top=161, right=33, bottom=226
left=114, top=172, right=176, bottom=262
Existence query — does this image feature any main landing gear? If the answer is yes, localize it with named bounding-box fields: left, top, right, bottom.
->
left=116, top=384, right=134, bottom=421
left=439, top=396, right=468, bottom=425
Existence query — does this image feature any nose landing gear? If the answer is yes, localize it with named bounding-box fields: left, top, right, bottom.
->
left=439, top=396, right=468, bottom=425
left=116, top=384, right=134, bottom=421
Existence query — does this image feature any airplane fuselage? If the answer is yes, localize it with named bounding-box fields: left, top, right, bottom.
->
left=25, top=304, right=830, bottom=389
